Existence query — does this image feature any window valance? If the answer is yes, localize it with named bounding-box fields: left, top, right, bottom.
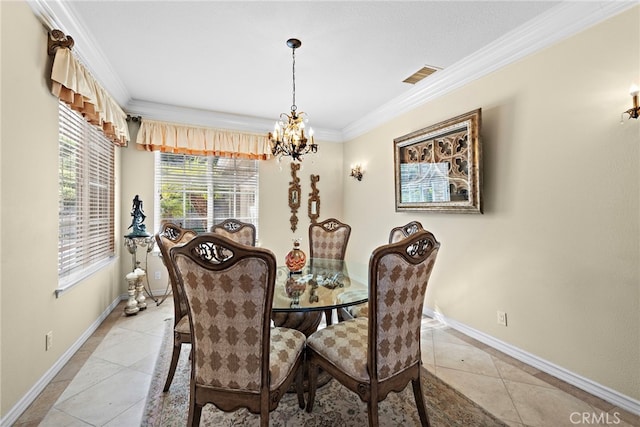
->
left=136, top=119, right=272, bottom=160
left=50, top=48, right=129, bottom=146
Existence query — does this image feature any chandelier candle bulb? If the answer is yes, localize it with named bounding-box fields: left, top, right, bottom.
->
left=622, top=83, right=640, bottom=120
left=630, top=84, right=639, bottom=111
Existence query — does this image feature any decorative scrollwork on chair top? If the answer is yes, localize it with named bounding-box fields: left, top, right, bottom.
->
left=191, top=241, right=234, bottom=264
left=386, top=229, right=440, bottom=264
left=406, top=238, right=434, bottom=258
left=322, top=220, right=341, bottom=231
left=162, top=223, right=182, bottom=241
left=405, top=223, right=421, bottom=236
left=223, top=221, right=241, bottom=232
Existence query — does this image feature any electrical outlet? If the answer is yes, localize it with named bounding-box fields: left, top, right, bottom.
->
left=497, top=311, right=507, bottom=326
left=154, top=271, right=161, bottom=280
left=46, top=331, right=53, bottom=351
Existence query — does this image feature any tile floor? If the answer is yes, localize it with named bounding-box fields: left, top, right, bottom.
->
left=13, top=300, right=639, bottom=427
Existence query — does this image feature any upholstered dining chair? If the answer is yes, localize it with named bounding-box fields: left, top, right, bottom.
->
left=309, top=218, right=351, bottom=325
left=211, top=218, right=256, bottom=246
left=347, top=220, right=426, bottom=319
left=305, top=230, right=440, bottom=427
left=308, top=217, right=351, bottom=260
left=170, top=233, right=306, bottom=427
left=154, top=222, right=198, bottom=392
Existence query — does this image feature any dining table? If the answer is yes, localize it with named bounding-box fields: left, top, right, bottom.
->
left=271, top=257, right=368, bottom=337
left=271, top=257, right=368, bottom=390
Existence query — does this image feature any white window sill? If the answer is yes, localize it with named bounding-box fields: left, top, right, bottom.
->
left=55, top=256, right=118, bottom=298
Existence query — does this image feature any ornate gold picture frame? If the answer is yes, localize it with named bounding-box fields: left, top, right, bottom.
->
left=308, top=174, right=320, bottom=223
left=394, top=109, right=482, bottom=213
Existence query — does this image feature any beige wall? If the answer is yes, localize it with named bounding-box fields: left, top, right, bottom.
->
left=0, top=1, right=124, bottom=418
left=343, top=7, right=640, bottom=400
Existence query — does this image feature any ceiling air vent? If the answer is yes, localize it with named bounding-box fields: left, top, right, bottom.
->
left=403, top=65, right=441, bottom=85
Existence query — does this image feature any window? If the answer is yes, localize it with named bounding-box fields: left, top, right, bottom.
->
left=155, top=152, right=259, bottom=234
left=58, top=101, right=115, bottom=285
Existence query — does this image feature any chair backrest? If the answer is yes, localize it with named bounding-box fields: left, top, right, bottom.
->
left=170, top=233, right=276, bottom=393
left=155, top=223, right=198, bottom=322
left=308, top=218, right=351, bottom=260
left=388, top=220, right=424, bottom=244
left=368, top=229, right=440, bottom=383
left=211, top=219, right=256, bottom=246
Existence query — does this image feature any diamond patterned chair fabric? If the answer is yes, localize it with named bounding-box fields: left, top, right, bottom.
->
left=346, top=221, right=426, bottom=320
left=154, top=222, right=198, bottom=392
left=211, top=219, right=256, bottom=247
left=305, top=230, right=440, bottom=427
left=308, top=218, right=351, bottom=260
left=309, top=218, right=351, bottom=325
left=170, top=234, right=306, bottom=427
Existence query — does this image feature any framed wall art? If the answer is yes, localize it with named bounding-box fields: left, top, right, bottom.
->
left=308, top=174, right=320, bottom=223
left=394, top=109, right=482, bottom=213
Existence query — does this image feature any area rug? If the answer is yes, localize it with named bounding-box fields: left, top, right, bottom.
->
left=143, top=319, right=508, bottom=426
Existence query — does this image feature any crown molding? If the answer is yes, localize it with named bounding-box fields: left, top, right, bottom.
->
left=125, top=100, right=344, bottom=143
left=341, top=1, right=638, bottom=141
left=29, top=0, right=637, bottom=143
left=28, top=0, right=131, bottom=106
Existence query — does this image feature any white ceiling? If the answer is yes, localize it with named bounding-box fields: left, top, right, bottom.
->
left=33, top=1, right=634, bottom=141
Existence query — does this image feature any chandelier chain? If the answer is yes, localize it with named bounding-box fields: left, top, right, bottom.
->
left=291, top=46, right=297, bottom=112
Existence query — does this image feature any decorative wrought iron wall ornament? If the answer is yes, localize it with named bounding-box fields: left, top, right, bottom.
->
left=288, top=162, right=301, bottom=231
left=308, top=174, right=320, bottom=223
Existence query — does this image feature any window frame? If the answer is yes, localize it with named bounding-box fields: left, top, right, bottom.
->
left=57, top=101, right=116, bottom=296
left=154, top=152, right=259, bottom=236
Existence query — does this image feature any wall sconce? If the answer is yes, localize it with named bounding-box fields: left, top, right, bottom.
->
left=350, top=164, right=364, bottom=181
left=622, top=84, right=639, bottom=121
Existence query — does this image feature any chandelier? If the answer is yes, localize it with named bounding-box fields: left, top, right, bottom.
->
left=269, top=38, right=317, bottom=162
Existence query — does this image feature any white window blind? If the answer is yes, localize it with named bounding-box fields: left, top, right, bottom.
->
left=58, top=101, right=115, bottom=284
left=155, top=152, right=259, bottom=234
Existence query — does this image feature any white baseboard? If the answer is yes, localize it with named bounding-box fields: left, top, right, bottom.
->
left=423, top=308, right=640, bottom=416
left=1, top=297, right=122, bottom=427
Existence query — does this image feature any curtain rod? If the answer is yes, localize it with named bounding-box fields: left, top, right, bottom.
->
left=126, top=115, right=142, bottom=123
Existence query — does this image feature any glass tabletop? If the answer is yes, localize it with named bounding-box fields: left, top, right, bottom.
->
left=272, top=258, right=368, bottom=312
